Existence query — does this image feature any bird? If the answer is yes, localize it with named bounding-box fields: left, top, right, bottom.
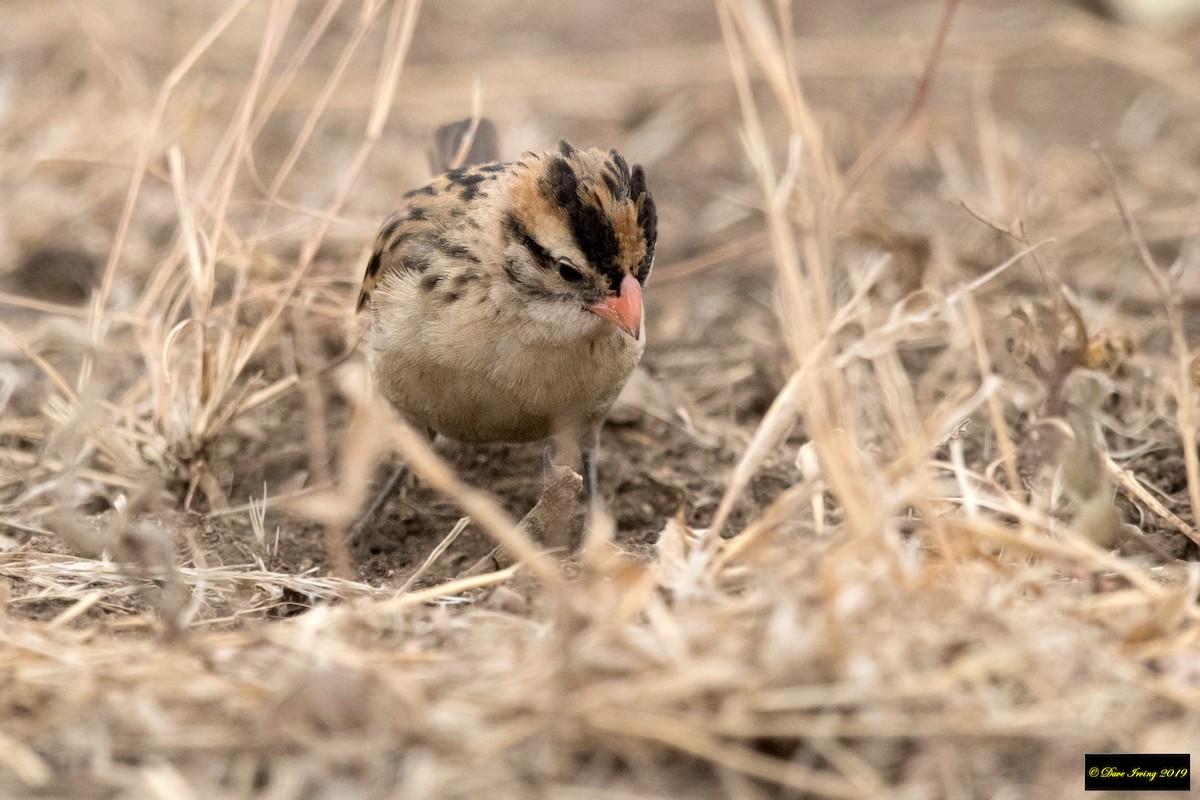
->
left=356, top=119, right=657, bottom=510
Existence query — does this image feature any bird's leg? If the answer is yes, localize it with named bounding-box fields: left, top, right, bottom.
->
left=581, top=446, right=599, bottom=504
left=350, top=430, right=432, bottom=536
left=350, top=462, right=409, bottom=538
left=580, top=426, right=601, bottom=505
left=547, top=432, right=593, bottom=500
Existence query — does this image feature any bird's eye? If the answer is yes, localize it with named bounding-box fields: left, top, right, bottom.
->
left=557, top=260, right=584, bottom=283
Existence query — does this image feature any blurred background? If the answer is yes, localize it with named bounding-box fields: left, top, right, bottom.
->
left=5, top=0, right=1200, bottom=306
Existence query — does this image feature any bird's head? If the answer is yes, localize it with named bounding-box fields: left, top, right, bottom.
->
left=499, top=142, right=657, bottom=342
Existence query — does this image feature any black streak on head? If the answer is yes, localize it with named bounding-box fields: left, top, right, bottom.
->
left=558, top=140, right=575, bottom=157
left=407, top=206, right=427, bottom=221
left=543, top=157, right=621, bottom=292
left=601, top=152, right=632, bottom=201
left=503, top=258, right=556, bottom=299
left=609, top=150, right=630, bottom=185
left=504, top=212, right=556, bottom=272
left=480, top=163, right=507, bottom=173
left=601, top=171, right=620, bottom=198
left=543, top=157, right=578, bottom=208
left=420, top=273, right=441, bottom=292
left=631, top=164, right=657, bottom=283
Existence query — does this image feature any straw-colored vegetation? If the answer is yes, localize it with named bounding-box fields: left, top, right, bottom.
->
left=2, top=0, right=1200, bottom=796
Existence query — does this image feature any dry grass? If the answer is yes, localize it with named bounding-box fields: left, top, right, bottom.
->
left=3, top=0, right=1200, bottom=797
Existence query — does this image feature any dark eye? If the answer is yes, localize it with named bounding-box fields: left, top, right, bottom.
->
left=557, top=260, right=583, bottom=283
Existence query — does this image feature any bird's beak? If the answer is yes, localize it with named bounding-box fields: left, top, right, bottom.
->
left=587, top=273, right=642, bottom=340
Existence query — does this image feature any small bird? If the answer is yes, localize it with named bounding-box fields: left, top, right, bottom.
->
left=357, top=119, right=657, bottom=503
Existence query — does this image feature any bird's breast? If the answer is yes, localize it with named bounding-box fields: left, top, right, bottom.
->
left=368, top=290, right=642, bottom=443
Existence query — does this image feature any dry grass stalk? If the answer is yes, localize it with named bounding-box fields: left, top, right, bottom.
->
left=1095, top=150, right=1200, bottom=547
left=836, top=0, right=962, bottom=211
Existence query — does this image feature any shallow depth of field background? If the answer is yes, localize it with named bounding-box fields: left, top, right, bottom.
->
left=3, top=1, right=1200, bottom=797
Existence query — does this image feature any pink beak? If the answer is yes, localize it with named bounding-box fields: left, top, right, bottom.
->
left=587, top=273, right=642, bottom=340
